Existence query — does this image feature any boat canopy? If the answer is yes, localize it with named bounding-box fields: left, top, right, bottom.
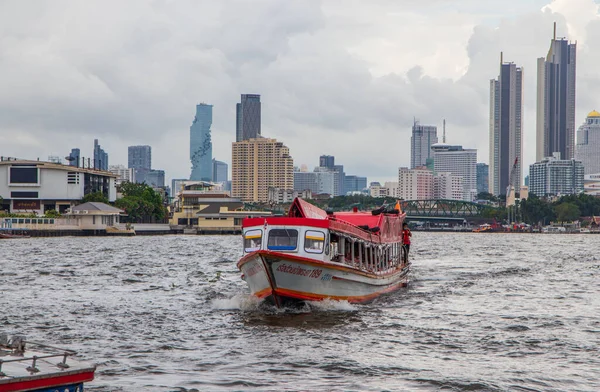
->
left=288, top=197, right=329, bottom=220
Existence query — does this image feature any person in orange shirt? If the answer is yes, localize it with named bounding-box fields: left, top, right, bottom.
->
left=402, top=222, right=412, bottom=263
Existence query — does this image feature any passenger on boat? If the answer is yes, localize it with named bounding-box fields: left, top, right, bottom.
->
left=402, top=222, right=411, bottom=263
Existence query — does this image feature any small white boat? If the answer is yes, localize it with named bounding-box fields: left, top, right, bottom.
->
left=237, top=198, right=410, bottom=307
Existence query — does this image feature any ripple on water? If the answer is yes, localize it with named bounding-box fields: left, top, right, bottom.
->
left=0, top=234, right=599, bottom=391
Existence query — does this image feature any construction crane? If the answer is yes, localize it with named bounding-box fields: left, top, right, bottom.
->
left=506, top=157, right=519, bottom=223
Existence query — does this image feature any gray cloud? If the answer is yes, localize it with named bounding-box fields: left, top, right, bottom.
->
left=0, top=0, right=598, bottom=184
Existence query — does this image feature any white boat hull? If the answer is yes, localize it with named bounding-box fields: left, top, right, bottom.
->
left=239, top=251, right=409, bottom=306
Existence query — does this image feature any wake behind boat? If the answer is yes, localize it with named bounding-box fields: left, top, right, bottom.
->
left=237, top=198, right=410, bottom=307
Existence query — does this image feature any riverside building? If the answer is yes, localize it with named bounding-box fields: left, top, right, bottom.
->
left=529, top=152, right=584, bottom=197
left=575, top=110, right=600, bottom=175
left=231, top=138, right=293, bottom=202
left=0, top=158, right=117, bottom=214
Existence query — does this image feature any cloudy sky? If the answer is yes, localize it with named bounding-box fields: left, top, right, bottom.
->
left=1, top=0, right=599, bottom=185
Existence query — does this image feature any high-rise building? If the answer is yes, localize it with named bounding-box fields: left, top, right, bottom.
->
left=490, top=54, right=523, bottom=195
left=236, top=94, right=261, bottom=142
left=109, top=164, right=135, bottom=185
left=536, top=23, right=577, bottom=161
left=128, top=145, right=151, bottom=170
left=529, top=152, right=584, bottom=196
left=398, top=167, right=433, bottom=200
left=212, top=159, right=228, bottom=183
left=67, top=148, right=80, bottom=167
left=434, top=172, right=464, bottom=200
left=93, top=139, right=108, bottom=171
left=294, top=171, right=318, bottom=193
left=190, top=103, right=213, bottom=181
left=319, top=155, right=335, bottom=169
left=410, top=121, right=438, bottom=169
left=146, top=170, right=165, bottom=188
left=344, top=175, right=367, bottom=194
left=128, top=145, right=152, bottom=184
left=476, top=163, right=489, bottom=195
left=575, top=110, right=600, bottom=174
left=231, top=138, right=293, bottom=202
left=431, top=143, right=477, bottom=201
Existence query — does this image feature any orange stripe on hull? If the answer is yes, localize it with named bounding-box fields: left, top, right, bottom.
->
left=254, top=287, right=272, bottom=299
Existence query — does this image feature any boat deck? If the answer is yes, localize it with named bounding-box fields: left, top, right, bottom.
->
left=0, top=335, right=95, bottom=391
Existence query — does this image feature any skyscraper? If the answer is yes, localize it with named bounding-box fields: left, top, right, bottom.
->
left=236, top=94, right=261, bottom=142
left=93, top=139, right=108, bottom=171
left=319, top=155, right=335, bottom=169
left=128, top=145, right=151, bottom=170
left=212, top=159, right=228, bottom=183
left=575, top=110, right=600, bottom=174
left=190, top=103, right=213, bottom=181
left=489, top=54, right=523, bottom=195
left=529, top=153, right=584, bottom=196
left=128, top=145, right=152, bottom=183
left=231, top=138, right=293, bottom=202
left=410, top=121, right=438, bottom=169
left=431, top=143, right=477, bottom=201
left=476, top=163, right=489, bottom=195
left=536, top=23, right=577, bottom=161
left=68, top=148, right=80, bottom=167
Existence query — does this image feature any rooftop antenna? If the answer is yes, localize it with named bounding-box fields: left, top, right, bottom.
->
left=443, top=119, right=446, bottom=143
left=553, top=22, right=556, bottom=40
left=500, top=51, right=503, bottom=64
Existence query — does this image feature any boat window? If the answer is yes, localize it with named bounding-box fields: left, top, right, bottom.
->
left=305, top=230, right=325, bottom=254
left=244, top=229, right=263, bottom=252
left=267, top=229, right=298, bottom=251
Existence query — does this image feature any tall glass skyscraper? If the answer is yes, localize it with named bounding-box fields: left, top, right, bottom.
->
left=489, top=54, right=523, bottom=195
left=536, top=23, right=577, bottom=161
left=93, top=139, right=108, bottom=171
left=190, top=103, right=213, bottom=181
left=128, top=145, right=152, bottom=183
left=68, top=148, right=80, bottom=167
left=410, top=121, right=438, bottom=169
left=236, top=94, right=261, bottom=142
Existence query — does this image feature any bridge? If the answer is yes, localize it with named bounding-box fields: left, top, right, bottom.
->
left=400, top=199, right=490, bottom=221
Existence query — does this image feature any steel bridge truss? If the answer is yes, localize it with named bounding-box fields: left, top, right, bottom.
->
left=400, top=199, right=486, bottom=218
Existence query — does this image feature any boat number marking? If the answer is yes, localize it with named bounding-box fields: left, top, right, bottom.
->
left=276, top=263, right=323, bottom=279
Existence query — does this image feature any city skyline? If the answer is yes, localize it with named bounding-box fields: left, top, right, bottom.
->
left=2, top=1, right=600, bottom=186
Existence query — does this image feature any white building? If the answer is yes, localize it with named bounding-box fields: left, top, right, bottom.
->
left=109, top=164, right=135, bottom=185
left=383, top=182, right=399, bottom=198
left=529, top=153, right=584, bottom=196
left=575, top=110, right=600, bottom=175
left=431, top=143, right=477, bottom=201
left=433, top=172, right=463, bottom=200
left=369, top=182, right=388, bottom=198
left=397, top=167, right=433, bottom=200
left=0, top=158, right=117, bottom=215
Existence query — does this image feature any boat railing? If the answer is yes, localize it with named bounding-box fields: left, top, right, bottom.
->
left=0, top=334, right=78, bottom=376
left=333, top=232, right=406, bottom=274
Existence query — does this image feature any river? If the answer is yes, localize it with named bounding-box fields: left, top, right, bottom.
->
left=1, top=233, right=599, bottom=391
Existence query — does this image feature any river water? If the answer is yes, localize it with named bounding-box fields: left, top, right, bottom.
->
left=1, top=233, right=599, bottom=391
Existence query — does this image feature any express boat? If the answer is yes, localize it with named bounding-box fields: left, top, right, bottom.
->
left=237, top=198, right=410, bottom=307
left=0, top=334, right=95, bottom=392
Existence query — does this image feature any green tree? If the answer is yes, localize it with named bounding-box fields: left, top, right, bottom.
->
left=520, top=193, right=555, bottom=225
left=554, top=202, right=581, bottom=223
left=44, top=209, right=61, bottom=218
left=476, top=192, right=498, bottom=202
left=81, top=191, right=109, bottom=204
left=116, top=182, right=167, bottom=222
